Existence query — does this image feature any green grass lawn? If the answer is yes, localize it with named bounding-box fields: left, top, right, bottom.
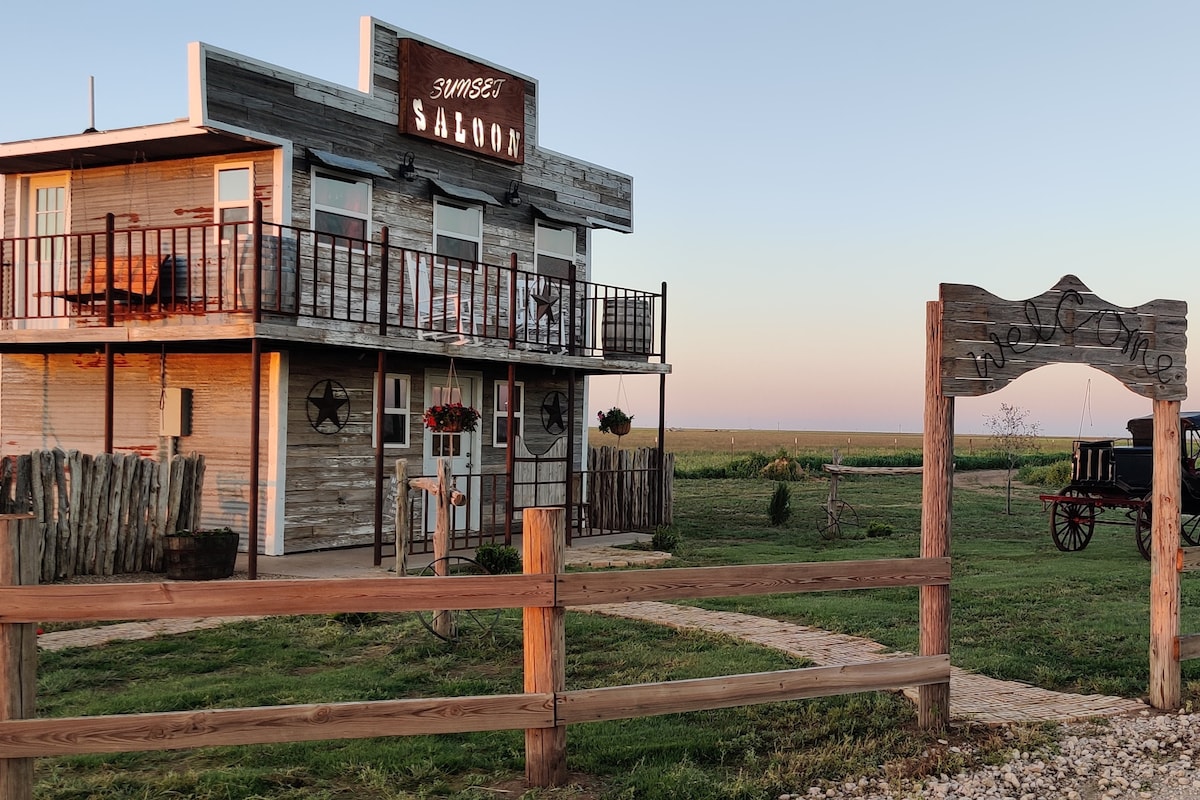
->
left=31, top=471, right=1199, bottom=799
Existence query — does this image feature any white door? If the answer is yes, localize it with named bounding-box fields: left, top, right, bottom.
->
left=20, top=175, right=69, bottom=327
left=422, top=369, right=482, bottom=533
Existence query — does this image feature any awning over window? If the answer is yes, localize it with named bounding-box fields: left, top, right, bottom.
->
left=531, top=203, right=592, bottom=228
left=308, top=148, right=392, bottom=180
left=430, top=178, right=501, bottom=206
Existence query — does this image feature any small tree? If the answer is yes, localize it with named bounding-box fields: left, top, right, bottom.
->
left=768, top=482, right=791, bottom=526
left=985, top=403, right=1041, bottom=514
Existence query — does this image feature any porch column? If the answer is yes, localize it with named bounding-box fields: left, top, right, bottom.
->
left=248, top=339, right=261, bottom=580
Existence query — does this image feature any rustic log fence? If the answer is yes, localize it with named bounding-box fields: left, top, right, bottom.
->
left=0, top=508, right=949, bottom=797
left=587, top=445, right=674, bottom=532
left=0, top=450, right=204, bottom=580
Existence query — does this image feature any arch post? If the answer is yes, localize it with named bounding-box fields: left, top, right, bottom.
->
left=1149, top=398, right=1181, bottom=709
left=920, top=300, right=953, bottom=730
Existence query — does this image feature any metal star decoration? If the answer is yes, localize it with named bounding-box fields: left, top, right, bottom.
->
left=531, top=288, right=559, bottom=324
left=307, top=379, right=350, bottom=434
left=541, top=391, right=567, bottom=435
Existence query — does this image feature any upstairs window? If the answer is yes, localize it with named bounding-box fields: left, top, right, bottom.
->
left=434, top=199, right=482, bottom=265
left=313, top=170, right=370, bottom=246
left=215, top=164, right=252, bottom=240
left=535, top=221, right=575, bottom=279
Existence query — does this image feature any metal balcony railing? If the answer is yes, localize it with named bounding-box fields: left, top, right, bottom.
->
left=0, top=214, right=665, bottom=361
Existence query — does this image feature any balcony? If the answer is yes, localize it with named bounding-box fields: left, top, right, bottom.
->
left=0, top=218, right=665, bottom=363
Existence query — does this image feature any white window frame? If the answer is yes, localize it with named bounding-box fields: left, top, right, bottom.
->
left=374, top=372, right=412, bottom=449
left=492, top=380, right=524, bottom=448
left=215, top=162, right=254, bottom=241
left=433, top=199, right=484, bottom=269
left=535, top=220, right=576, bottom=277
left=311, top=168, right=372, bottom=248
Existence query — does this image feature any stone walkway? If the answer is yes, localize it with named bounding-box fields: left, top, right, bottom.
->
left=586, top=601, right=1147, bottom=723
left=35, top=546, right=1147, bottom=724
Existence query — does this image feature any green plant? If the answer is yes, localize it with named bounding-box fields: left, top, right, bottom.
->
left=651, top=527, right=681, bottom=552
left=166, top=526, right=234, bottom=537
left=596, top=406, right=633, bottom=434
left=1019, top=459, right=1072, bottom=487
left=422, top=402, right=480, bottom=432
left=865, top=521, right=894, bottom=538
left=760, top=454, right=805, bottom=481
left=473, top=542, right=522, bottom=574
left=767, top=482, right=791, bottom=526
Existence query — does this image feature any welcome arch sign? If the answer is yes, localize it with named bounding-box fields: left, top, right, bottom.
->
left=920, top=275, right=1188, bottom=728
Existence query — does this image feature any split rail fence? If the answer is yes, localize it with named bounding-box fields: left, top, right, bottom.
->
left=0, top=509, right=950, bottom=797
left=0, top=450, right=204, bottom=580
left=1182, top=546, right=1200, bottom=663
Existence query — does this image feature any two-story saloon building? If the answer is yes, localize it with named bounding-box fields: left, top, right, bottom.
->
left=0, top=17, right=669, bottom=564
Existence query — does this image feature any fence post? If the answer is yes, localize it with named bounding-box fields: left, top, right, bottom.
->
left=524, top=507, right=566, bottom=788
left=0, top=513, right=37, bottom=800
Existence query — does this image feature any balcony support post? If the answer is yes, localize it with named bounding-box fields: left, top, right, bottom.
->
left=373, top=349, right=386, bottom=567
left=378, top=228, right=390, bottom=337
left=657, top=281, right=668, bottom=526
left=248, top=338, right=261, bottom=579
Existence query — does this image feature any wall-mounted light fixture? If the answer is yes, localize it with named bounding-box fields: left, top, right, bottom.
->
left=505, top=180, right=522, bottom=207
left=400, top=152, right=417, bottom=181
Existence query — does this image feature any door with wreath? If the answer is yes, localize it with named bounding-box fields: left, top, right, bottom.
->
left=422, top=368, right=482, bottom=535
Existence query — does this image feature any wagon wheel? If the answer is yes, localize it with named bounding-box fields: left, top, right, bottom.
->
left=1135, top=499, right=1200, bottom=561
left=416, top=556, right=501, bottom=643
left=1050, top=488, right=1095, bottom=552
left=817, top=499, right=858, bottom=540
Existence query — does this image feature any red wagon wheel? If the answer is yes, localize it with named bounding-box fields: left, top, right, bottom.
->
left=1135, top=498, right=1200, bottom=561
left=1050, top=488, right=1096, bottom=552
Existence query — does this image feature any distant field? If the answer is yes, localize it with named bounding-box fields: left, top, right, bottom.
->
left=592, top=427, right=1078, bottom=457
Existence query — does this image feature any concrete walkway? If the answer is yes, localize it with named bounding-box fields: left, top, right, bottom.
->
left=36, top=543, right=1147, bottom=724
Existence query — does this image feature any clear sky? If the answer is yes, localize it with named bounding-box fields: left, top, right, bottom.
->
left=2, top=1, right=1196, bottom=436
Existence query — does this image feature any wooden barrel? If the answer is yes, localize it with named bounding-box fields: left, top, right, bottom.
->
left=164, top=531, right=239, bottom=580
left=602, top=298, right=652, bottom=361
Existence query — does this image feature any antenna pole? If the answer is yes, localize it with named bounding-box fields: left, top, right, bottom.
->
left=85, top=76, right=96, bottom=133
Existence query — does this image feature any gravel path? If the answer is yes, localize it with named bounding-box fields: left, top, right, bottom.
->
left=782, top=710, right=1198, bottom=800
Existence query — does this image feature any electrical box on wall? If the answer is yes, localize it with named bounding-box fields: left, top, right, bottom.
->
left=160, top=388, right=193, bottom=437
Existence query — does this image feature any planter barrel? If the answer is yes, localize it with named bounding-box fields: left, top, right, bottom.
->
left=164, top=532, right=240, bottom=580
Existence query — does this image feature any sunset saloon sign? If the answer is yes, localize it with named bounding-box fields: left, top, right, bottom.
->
left=399, top=38, right=525, bottom=164
left=939, top=275, right=1187, bottom=400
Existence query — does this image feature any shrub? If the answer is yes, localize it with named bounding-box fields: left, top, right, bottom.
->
left=1019, top=459, right=1072, bottom=488
left=760, top=456, right=805, bottom=481
left=767, top=482, right=791, bottom=526
left=866, top=522, right=894, bottom=538
left=473, top=543, right=522, bottom=574
left=651, top=528, right=681, bottom=552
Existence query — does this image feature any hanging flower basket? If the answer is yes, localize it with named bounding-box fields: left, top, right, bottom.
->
left=597, top=407, right=633, bottom=436
left=424, top=402, right=480, bottom=433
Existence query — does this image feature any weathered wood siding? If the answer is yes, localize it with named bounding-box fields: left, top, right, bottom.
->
left=0, top=353, right=270, bottom=553
left=282, top=348, right=585, bottom=551
left=199, top=21, right=632, bottom=282
left=67, top=153, right=276, bottom=231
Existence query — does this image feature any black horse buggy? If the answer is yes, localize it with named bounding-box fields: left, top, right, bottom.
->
left=1040, top=412, right=1200, bottom=559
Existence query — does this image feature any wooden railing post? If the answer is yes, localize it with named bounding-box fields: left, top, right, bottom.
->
left=523, top=507, right=566, bottom=788
left=919, top=300, right=953, bottom=730
left=394, top=459, right=409, bottom=577
left=0, top=514, right=37, bottom=800
left=1150, top=398, right=1182, bottom=709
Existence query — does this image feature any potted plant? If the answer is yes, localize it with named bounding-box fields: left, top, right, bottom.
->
left=164, top=527, right=240, bottom=580
left=423, top=401, right=481, bottom=433
left=597, top=406, right=633, bottom=436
